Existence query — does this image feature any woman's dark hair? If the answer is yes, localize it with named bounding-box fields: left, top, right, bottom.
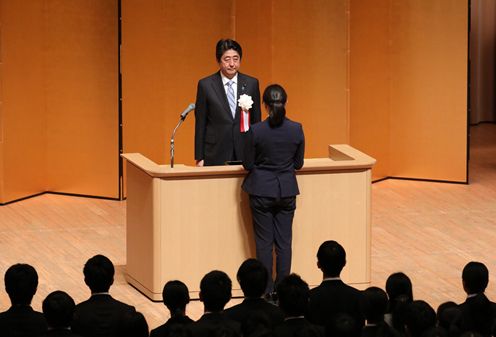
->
left=262, top=84, right=287, bottom=127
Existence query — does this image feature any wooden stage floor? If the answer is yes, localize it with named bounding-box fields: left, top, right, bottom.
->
left=0, top=123, right=494, bottom=330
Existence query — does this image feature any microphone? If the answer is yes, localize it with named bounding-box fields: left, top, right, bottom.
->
left=180, top=103, right=195, bottom=120
left=170, top=102, right=195, bottom=168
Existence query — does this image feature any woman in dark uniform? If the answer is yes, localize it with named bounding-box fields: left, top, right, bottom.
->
left=242, top=84, right=305, bottom=295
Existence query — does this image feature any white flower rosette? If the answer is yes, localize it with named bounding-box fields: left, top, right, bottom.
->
left=238, top=94, right=254, bottom=111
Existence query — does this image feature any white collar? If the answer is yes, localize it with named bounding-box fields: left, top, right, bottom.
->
left=221, top=72, right=238, bottom=86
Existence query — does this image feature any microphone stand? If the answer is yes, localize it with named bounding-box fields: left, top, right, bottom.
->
left=170, top=116, right=185, bottom=168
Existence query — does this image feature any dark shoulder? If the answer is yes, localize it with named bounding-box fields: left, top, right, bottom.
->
left=198, top=72, right=220, bottom=85
left=237, top=72, right=259, bottom=83
left=151, top=316, right=194, bottom=337
left=75, top=295, right=135, bottom=311
left=283, top=118, right=303, bottom=129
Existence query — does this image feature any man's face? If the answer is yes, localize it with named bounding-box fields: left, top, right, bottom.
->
left=218, top=49, right=240, bottom=79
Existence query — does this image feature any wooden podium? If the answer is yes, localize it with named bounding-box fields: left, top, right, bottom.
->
left=122, top=145, right=375, bottom=300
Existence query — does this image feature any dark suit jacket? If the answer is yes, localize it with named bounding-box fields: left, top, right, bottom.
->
left=195, top=71, right=261, bottom=166
left=453, top=293, right=496, bottom=337
left=307, top=279, right=364, bottom=328
left=150, top=315, right=194, bottom=337
left=273, top=318, right=324, bottom=337
left=71, top=294, right=136, bottom=337
left=224, top=297, right=285, bottom=328
left=187, top=312, right=241, bottom=337
left=242, top=118, right=305, bottom=198
left=0, top=305, right=48, bottom=337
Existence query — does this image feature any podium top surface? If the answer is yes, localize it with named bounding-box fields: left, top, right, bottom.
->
left=121, top=144, right=376, bottom=179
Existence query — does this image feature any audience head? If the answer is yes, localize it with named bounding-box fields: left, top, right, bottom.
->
left=216, top=39, right=243, bottom=63
left=42, top=290, right=75, bottom=328
left=386, top=272, right=413, bottom=305
left=462, top=261, right=489, bottom=294
left=326, top=313, right=360, bottom=337
left=317, top=240, right=346, bottom=278
left=361, top=287, right=388, bottom=324
left=276, top=273, right=309, bottom=317
left=263, top=84, right=287, bottom=127
left=237, top=258, right=268, bottom=298
left=5, top=263, right=38, bottom=305
left=162, top=280, right=190, bottom=316
left=436, top=301, right=460, bottom=331
left=199, top=270, right=232, bottom=312
left=83, top=254, right=115, bottom=293
left=404, top=300, right=437, bottom=337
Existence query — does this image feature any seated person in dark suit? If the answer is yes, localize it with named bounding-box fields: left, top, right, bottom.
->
left=40, top=290, right=81, bottom=337
left=274, top=274, right=324, bottom=337
left=404, top=300, right=437, bottom=337
left=151, top=280, right=194, bottom=337
left=307, top=240, right=363, bottom=327
left=360, top=287, right=399, bottom=337
left=0, top=263, right=48, bottom=337
left=224, top=258, right=284, bottom=331
left=71, top=254, right=136, bottom=337
left=188, top=270, right=241, bottom=337
left=452, top=262, right=496, bottom=337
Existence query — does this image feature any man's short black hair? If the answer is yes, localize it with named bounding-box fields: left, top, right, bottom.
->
left=83, top=254, right=114, bottom=293
left=216, top=39, right=243, bottom=63
left=42, top=291, right=76, bottom=328
left=5, top=263, right=38, bottom=305
left=462, top=261, right=489, bottom=294
left=317, top=240, right=346, bottom=277
left=200, top=270, right=232, bottom=312
left=162, top=280, right=190, bottom=313
left=405, top=300, right=436, bottom=337
left=237, top=259, right=268, bottom=298
left=361, top=287, right=388, bottom=323
left=276, top=273, right=309, bottom=317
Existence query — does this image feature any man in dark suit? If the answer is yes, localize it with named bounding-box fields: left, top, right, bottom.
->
left=307, top=240, right=364, bottom=327
left=188, top=270, right=241, bottom=337
left=195, top=38, right=261, bottom=166
left=0, top=263, right=48, bottom=337
left=224, top=259, right=284, bottom=331
left=273, top=274, right=324, bottom=337
left=72, top=255, right=136, bottom=337
left=40, top=290, right=81, bottom=337
left=452, top=261, right=496, bottom=337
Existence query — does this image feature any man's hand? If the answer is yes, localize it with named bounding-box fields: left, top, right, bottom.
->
left=196, top=159, right=204, bottom=167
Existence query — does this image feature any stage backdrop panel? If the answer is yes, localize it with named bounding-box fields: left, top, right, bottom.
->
left=0, top=0, right=46, bottom=203
left=389, top=1, right=467, bottom=182
left=350, top=0, right=467, bottom=182
left=0, top=0, right=119, bottom=203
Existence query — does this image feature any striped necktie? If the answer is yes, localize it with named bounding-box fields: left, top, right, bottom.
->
left=226, top=80, right=236, bottom=118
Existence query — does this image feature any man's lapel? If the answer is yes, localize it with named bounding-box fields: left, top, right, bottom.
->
left=211, top=72, right=234, bottom=119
